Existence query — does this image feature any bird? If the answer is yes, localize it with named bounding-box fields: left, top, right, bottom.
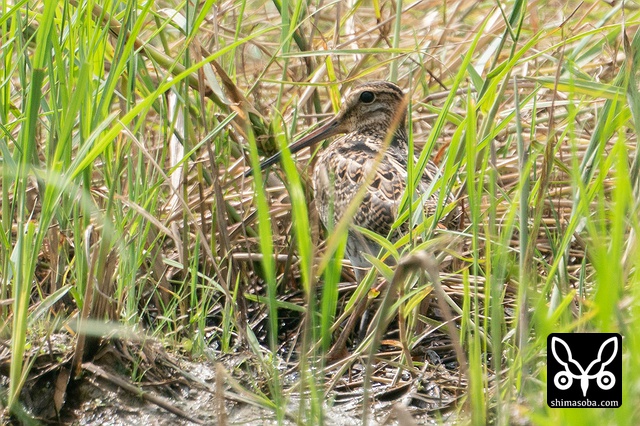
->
left=249, top=81, right=456, bottom=282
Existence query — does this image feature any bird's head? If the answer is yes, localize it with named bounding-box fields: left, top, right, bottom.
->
left=245, top=81, right=407, bottom=176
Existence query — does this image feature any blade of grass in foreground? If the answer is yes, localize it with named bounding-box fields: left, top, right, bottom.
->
left=8, top=0, right=55, bottom=411
left=246, top=115, right=285, bottom=422
left=463, top=88, right=487, bottom=426
left=275, top=111, right=327, bottom=424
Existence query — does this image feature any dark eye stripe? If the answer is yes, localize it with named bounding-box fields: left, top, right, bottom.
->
left=355, top=81, right=404, bottom=98
left=380, top=82, right=404, bottom=97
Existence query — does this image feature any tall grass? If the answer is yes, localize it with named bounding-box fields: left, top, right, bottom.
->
left=1, top=0, right=639, bottom=425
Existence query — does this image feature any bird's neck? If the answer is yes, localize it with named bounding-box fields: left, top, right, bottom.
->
left=390, top=126, right=408, bottom=148
left=356, top=124, right=408, bottom=148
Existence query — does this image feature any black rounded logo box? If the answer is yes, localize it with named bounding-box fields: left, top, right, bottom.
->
left=547, top=333, right=622, bottom=408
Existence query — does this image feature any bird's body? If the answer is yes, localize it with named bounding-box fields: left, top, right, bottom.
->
left=311, top=81, right=450, bottom=279
left=254, top=81, right=454, bottom=281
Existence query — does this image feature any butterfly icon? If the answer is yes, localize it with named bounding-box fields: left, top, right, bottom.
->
left=551, top=336, right=617, bottom=397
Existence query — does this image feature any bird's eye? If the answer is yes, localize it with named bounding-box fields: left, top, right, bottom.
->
left=359, top=91, right=375, bottom=103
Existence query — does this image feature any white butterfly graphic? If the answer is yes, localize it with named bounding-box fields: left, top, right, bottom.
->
left=551, top=336, right=617, bottom=397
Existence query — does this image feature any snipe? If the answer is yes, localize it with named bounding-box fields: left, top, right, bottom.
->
left=250, top=81, right=456, bottom=281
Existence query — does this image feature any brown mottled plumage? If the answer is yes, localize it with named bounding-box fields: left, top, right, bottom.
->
left=251, top=81, right=455, bottom=281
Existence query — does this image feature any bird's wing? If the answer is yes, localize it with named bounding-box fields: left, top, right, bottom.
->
left=314, top=141, right=407, bottom=238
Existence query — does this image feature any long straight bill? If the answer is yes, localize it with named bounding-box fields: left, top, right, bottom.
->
left=243, top=117, right=340, bottom=177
